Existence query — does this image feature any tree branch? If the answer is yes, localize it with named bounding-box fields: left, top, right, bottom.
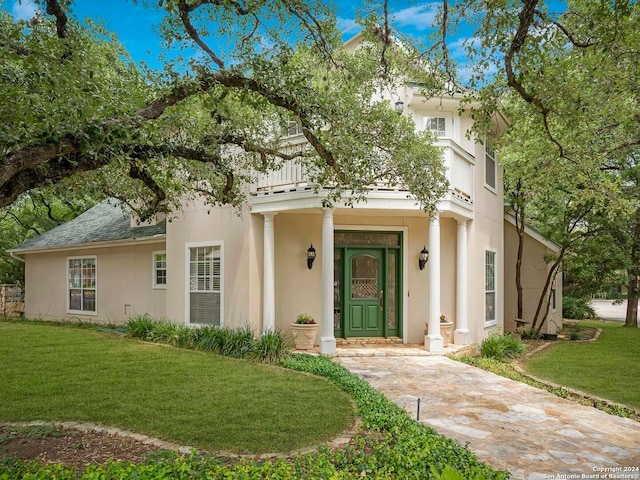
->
left=177, top=0, right=225, bottom=68
left=534, top=9, right=596, bottom=48
left=44, top=0, right=68, bottom=39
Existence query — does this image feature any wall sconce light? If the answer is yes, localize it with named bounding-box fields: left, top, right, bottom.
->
left=307, top=244, right=316, bottom=269
left=419, top=246, right=429, bottom=270
left=394, top=98, right=404, bottom=115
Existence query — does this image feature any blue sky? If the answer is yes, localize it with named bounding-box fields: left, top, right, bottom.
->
left=5, top=0, right=461, bottom=69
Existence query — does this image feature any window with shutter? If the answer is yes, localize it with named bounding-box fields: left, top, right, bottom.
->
left=188, top=245, right=222, bottom=325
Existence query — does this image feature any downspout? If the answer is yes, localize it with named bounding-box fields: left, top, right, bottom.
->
left=9, top=251, right=25, bottom=263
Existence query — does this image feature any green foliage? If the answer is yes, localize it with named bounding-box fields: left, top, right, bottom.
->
left=0, top=191, right=98, bottom=287
left=295, top=312, right=316, bottom=324
left=480, top=333, right=524, bottom=361
left=1, top=320, right=354, bottom=453
left=515, top=327, right=540, bottom=340
left=0, top=425, right=64, bottom=443
left=1, top=3, right=448, bottom=215
left=281, top=355, right=508, bottom=479
left=562, top=295, right=596, bottom=320
left=0, top=321, right=507, bottom=479
left=250, top=330, right=291, bottom=364
left=126, top=317, right=288, bottom=362
left=525, top=321, right=640, bottom=410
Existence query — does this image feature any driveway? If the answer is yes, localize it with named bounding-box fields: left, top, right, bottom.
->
left=591, top=299, right=628, bottom=322
left=337, top=355, right=640, bottom=480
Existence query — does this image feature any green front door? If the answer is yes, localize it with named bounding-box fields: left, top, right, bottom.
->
left=345, top=249, right=384, bottom=337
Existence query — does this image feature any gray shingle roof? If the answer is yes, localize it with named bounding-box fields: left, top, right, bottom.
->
left=10, top=200, right=166, bottom=252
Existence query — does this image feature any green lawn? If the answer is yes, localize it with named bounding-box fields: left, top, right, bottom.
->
left=0, top=321, right=354, bottom=453
left=524, top=321, right=640, bottom=409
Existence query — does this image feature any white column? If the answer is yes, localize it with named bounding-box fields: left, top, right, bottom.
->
left=262, top=213, right=276, bottom=333
left=320, top=208, right=336, bottom=355
left=455, top=219, right=471, bottom=345
left=425, top=213, right=443, bottom=352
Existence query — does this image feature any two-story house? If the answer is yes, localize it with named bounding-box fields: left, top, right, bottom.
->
left=8, top=35, right=563, bottom=353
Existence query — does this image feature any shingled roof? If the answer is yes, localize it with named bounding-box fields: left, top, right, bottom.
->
left=10, top=200, right=166, bottom=252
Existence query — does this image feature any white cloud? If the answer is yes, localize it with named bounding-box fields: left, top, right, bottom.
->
left=392, top=3, right=439, bottom=31
left=448, top=36, right=480, bottom=61
left=11, top=0, right=39, bottom=20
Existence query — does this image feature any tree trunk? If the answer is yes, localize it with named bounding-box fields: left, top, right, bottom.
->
left=515, top=202, right=525, bottom=321
left=624, top=208, right=640, bottom=328
left=531, top=249, right=565, bottom=333
left=625, top=270, right=639, bottom=327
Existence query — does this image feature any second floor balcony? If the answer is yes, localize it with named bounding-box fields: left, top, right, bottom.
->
left=249, top=139, right=475, bottom=213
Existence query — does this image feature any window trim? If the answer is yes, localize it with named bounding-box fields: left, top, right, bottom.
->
left=184, top=241, right=224, bottom=326
left=67, top=255, right=98, bottom=316
left=484, top=137, right=497, bottom=193
left=152, top=250, right=167, bottom=289
left=423, top=112, right=453, bottom=138
left=484, top=249, right=498, bottom=327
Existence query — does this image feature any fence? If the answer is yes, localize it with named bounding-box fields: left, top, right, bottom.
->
left=1, top=284, right=24, bottom=317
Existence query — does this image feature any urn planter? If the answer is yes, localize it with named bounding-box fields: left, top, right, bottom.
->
left=425, top=321, right=454, bottom=346
left=290, top=323, right=319, bottom=350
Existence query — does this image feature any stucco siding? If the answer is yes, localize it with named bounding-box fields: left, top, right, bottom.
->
left=504, top=221, right=563, bottom=334
left=23, top=242, right=165, bottom=323
left=164, top=199, right=261, bottom=330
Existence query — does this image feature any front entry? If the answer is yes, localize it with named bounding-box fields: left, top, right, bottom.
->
left=334, top=231, right=402, bottom=338
left=346, top=249, right=385, bottom=336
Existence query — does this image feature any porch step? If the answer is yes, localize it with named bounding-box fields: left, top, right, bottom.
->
left=336, top=337, right=403, bottom=346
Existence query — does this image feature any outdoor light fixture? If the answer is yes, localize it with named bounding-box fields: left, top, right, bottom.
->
left=307, top=244, right=316, bottom=269
left=419, top=246, right=429, bottom=271
left=394, top=98, right=404, bottom=115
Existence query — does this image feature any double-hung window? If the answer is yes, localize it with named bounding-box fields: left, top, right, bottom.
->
left=485, top=250, right=496, bottom=324
left=68, top=256, right=97, bottom=314
left=153, top=251, right=167, bottom=288
left=485, top=137, right=497, bottom=190
left=188, top=244, right=223, bottom=325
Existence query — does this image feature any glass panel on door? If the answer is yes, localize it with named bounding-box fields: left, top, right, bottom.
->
left=351, top=254, right=378, bottom=299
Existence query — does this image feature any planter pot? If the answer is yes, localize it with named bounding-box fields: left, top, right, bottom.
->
left=424, top=321, right=454, bottom=347
left=290, top=323, right=319, bottom=350
left=440, top=321, right=454, bottom=346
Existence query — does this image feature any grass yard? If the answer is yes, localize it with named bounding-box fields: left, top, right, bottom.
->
left=524, top=321, right=640, bottom=409
left=0, top=321, right=355, bottom=453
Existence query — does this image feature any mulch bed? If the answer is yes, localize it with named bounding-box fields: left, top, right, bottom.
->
left=0, top=425, right=163, bottom=471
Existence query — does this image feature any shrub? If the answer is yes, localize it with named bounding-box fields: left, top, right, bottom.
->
left=221, top=325, right=255, bottom=358
left=480, top=333, right=525, bottom=361
left=125, top=314, right=156, bottom=340
left=516, top=327, right=541, bottom=340
left=251, top=330, right=291, bottom=364
left=562, top=295, right=596, bottom=319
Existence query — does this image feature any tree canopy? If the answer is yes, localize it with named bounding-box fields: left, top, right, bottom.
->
left=452, top=0, right=639, bottom=327
left=1, top=0, right=449, bottom=218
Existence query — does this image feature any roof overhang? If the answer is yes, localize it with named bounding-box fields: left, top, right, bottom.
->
left=504, top=212, right=560, bottom=254
left=7, top=234, right=166, bottom=257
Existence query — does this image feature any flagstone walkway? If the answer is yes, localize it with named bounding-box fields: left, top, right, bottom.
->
left=337, top=355, right=640, bottom=480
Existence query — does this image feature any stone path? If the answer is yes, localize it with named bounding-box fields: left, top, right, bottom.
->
left=337, top=355, right=640, bottom=480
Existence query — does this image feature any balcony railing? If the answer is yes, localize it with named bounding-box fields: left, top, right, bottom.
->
left=250, top=138, right=475, bottom=206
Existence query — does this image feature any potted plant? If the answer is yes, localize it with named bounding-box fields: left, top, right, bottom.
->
left=423, top=314, right=454, bottom=347
left=290, top=313, right=319, bottom=350
left=439, top=314, right=454, bottom=347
